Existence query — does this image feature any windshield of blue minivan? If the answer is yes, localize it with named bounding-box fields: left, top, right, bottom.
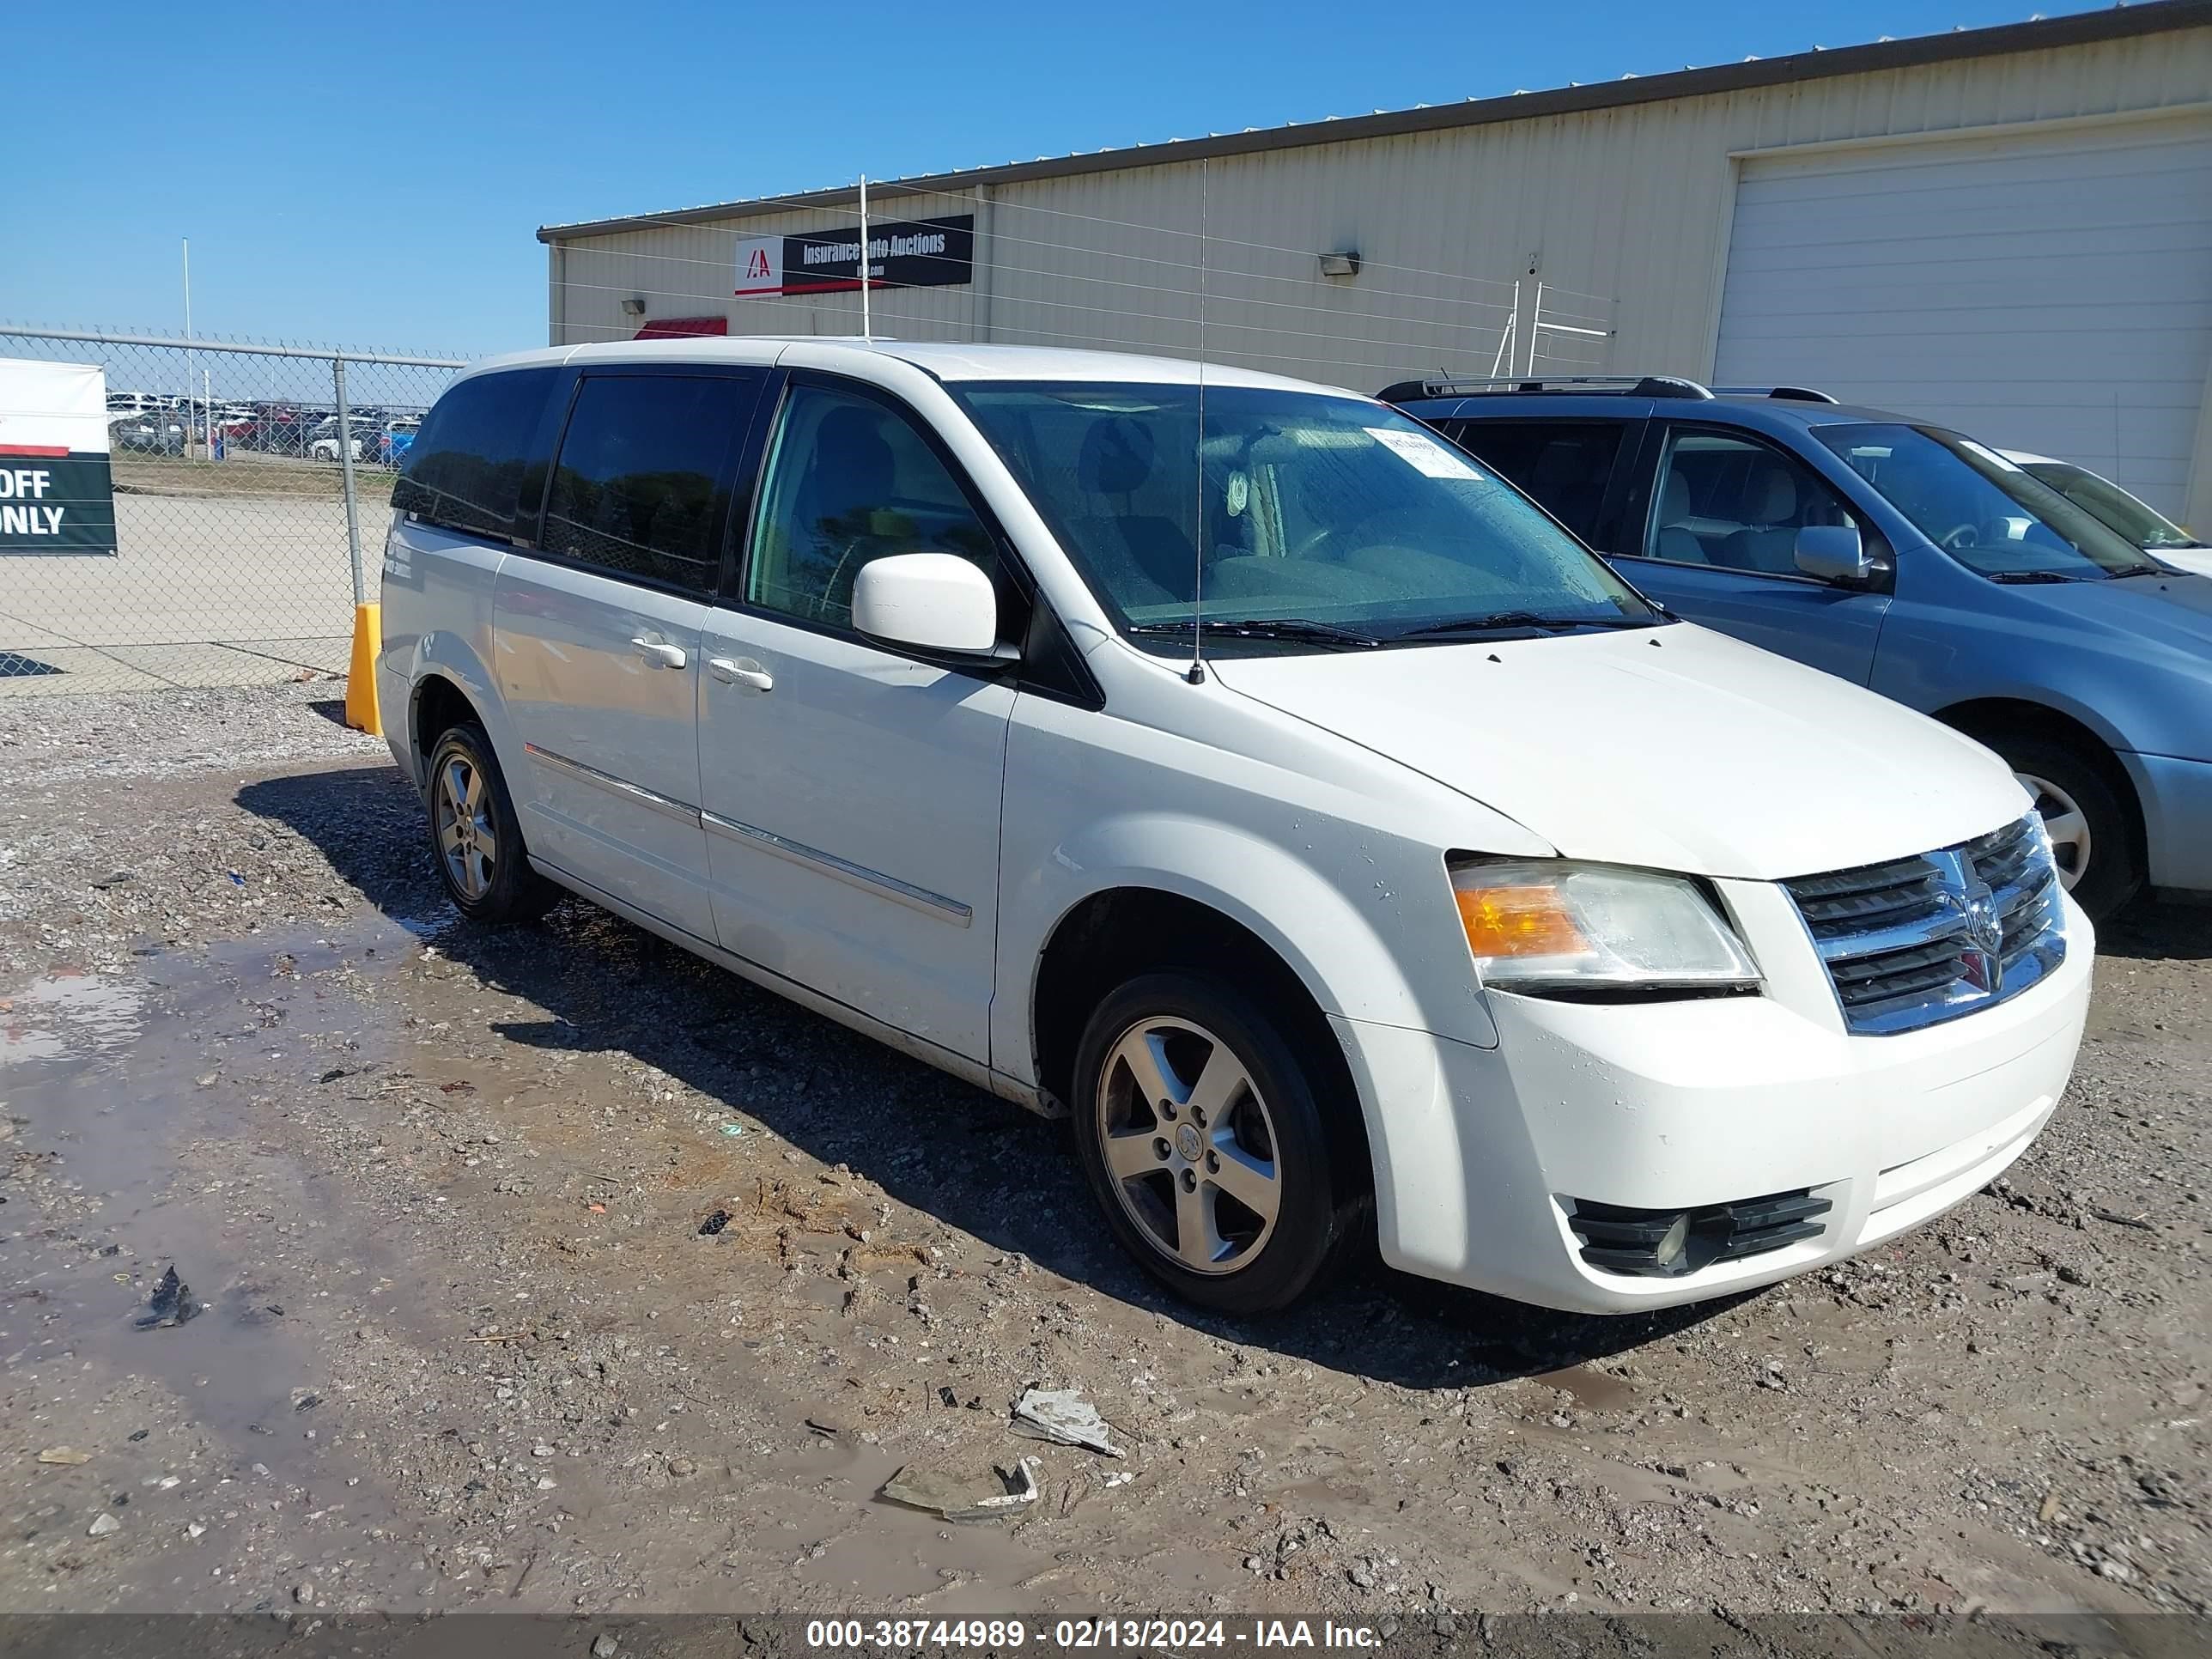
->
left=1814, top=423, right=2154, bottom=580
left=951, top=383, right=1659, bottom=648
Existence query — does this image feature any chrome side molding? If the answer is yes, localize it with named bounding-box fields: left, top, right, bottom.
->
left=523, top=742, right=700, bottom=826
left=702, top=810, right=972, bottom=926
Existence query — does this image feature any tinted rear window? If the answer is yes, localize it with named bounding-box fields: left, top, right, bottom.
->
left=542, top=374, right=751, bottom=594
left=392, top=368, right=557, bottom=540
left=1446, top=421, right=1624, bottom=544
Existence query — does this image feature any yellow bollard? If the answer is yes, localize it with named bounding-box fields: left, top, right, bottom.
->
left=344, top=601, right=383, bottom=737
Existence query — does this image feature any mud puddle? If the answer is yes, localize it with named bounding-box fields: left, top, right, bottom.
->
left=2, top=916, right=442, bottom=1606
left=3, top=905, right=1206, bottom=1613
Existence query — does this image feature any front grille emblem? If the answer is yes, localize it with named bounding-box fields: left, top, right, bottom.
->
left=1930, top=850, right=2004, bottom=997
left=1787, top=815, right=2060, bottom=1036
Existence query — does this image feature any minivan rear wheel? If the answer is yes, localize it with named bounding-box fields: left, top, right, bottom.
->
left=1071, top=972, right=1355, bottom=1315
left=424, top=723, right=556, bottom=924
left=1990, top=735, right=2140, bottom=921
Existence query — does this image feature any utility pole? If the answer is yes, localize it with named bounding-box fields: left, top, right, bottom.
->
left=182, top=237, right=196, bottom=454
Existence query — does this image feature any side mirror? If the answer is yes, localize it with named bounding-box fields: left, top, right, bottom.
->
left=1795, top=525, right=1877, bottom=585
left=851, top=553, right=1001, bottom=655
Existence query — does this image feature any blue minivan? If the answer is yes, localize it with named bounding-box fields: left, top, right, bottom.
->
left=1384, top=376, right=2212, bottom=920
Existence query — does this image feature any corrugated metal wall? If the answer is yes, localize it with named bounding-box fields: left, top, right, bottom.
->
left=549, top=27, right=2211, bottom=395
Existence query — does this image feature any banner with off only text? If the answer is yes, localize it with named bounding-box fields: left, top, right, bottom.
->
left=0, top=358, right=118, bottom=556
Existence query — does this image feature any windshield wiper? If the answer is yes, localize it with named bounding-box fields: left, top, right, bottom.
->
left=1124, top=617, right=1382, bottom=648
left=1984, top=569, right=2080, bottom=585
left=1393, top=610, right=1658, bottom=640
left=2105, top=562, right=2168, bottom=579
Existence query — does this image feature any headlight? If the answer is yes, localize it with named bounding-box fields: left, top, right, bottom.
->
left=1449, top=860, right=1759, bottom=992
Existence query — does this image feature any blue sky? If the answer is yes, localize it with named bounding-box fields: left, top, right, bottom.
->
left=2, top=0, right=2106, bottom=354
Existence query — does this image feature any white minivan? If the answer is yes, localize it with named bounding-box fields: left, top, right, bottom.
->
left=375, top=339, right=2091, bottom=1316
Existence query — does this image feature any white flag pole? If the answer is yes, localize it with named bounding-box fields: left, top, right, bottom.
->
left=858, top=174, right=872, bottom=342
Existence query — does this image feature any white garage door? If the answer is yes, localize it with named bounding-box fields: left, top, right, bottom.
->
left=1713, top=118, right=2212, bottom=520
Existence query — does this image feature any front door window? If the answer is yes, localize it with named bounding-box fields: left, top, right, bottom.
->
left=746, top=385, right=996, bottom=627
left=1645, top=429, right=1869, bottom=575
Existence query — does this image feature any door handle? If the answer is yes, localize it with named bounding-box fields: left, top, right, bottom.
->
left=631, top=637, right=687, bottom=670
left=708, top=656, right=774, bottom=692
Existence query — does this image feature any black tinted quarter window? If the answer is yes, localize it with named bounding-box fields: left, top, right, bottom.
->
left=393, top=367, right=558, bottom=540
left=1448, top=421, right=1623, bottom=543
left=542, top=376, right=747, bottom=595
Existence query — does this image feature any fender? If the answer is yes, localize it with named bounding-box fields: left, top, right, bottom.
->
left=995, top=811, right=1502, bottom=1278
left=1915, top=667, right=2135, bottom=755
left=409, top=632, right=522, bottom=777
left=992, top=672, right=1540, bottom=1079
left=1937, top=682, right=2134, bottom=749
left=1881, top=592, right=2212, bottom=765
left=994, top=808, right=1500, bottom=1079
left=380, top=519, right=519, bottom=787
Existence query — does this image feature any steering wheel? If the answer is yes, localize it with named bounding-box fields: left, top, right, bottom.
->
left=1936, top=522, right=1980, bottom=552
left=1286, top=520, right=1356, bottom=562
left=1297, top=506, right=1447, bottom=564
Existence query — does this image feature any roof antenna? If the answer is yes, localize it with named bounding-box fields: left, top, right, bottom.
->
left=858, top=173, right=872, bottom=342
left=1187, top=159, right=1210, bottom=687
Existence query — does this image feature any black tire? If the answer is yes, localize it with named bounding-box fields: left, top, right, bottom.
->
left=1988, top=733, right=2141, bottom=921
left=1070, top=971, right=1361, bottom=1315
left=422, top=722, right=557, bottom=924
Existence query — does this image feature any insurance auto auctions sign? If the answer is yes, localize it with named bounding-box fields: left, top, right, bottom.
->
left=735, top=214, right=974, bottom=298
left=0, top=359, right=118, bottom=556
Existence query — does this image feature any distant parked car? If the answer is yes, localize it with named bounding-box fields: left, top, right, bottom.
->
left=1999, top=451, right=2209, bottom=579
left=1384, top=374, right=2212, bottom=919
left=372, top=417, right=421, bottom=469
left=307, top=417, right=366, bottom=463
left=239, top=404, right=310, bottom=455
left=110, top=412, right=185, bottom=454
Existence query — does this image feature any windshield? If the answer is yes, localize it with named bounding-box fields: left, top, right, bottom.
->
left=1814, top=423, right=2154, bottom=579
left=950, top=382, right=1658, bottom=649
left=2020, top=460, right=2202, bottom=551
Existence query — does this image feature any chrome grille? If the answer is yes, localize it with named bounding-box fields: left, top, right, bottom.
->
left=1784, top=814, right=2067, bottom=1036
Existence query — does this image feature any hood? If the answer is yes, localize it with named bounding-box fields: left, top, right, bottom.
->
left=2002, top=568, right=2212, bottom=650
left=1209, top=624, right=2025, bottom=881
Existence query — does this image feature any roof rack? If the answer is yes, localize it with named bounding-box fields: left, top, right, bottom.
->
left=1711, top=385, right=1840, bottom=404
left=1376, top=374, right=1716, bottom=402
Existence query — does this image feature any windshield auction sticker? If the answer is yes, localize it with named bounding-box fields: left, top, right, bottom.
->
left=0, top=358, right=118, bottom=556
left=1364, top=426, right=1485, bottom=482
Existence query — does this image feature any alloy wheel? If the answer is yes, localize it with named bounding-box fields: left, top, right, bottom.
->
left=434, top=754, right=498, bottom=902
left=1095, top=1015, right=1282, bottom=1275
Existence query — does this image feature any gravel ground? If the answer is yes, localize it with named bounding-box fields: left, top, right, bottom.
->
left=2, top=686, right=2207, bottom=1627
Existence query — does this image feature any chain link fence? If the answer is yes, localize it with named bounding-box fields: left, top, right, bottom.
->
left=0, top=326, right=469, bottom=696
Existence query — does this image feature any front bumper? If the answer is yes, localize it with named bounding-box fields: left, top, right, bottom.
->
left=2120, top=750, right=2212, bottom=893
left=1335, top=890, right=2093, bottom=1313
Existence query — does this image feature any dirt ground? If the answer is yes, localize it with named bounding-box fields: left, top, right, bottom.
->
left=2, top=685, right=2207, bottom=1629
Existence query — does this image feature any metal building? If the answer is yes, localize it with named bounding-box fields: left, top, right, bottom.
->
left=541, top=2, right=2212, bottom=523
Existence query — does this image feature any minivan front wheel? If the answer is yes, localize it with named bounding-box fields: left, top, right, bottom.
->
left=1071, top=973, right=1353, bottom=1314
left=424, top=724, right=556, bottom=924
left=1994, top=736, right=2140, bottom=921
